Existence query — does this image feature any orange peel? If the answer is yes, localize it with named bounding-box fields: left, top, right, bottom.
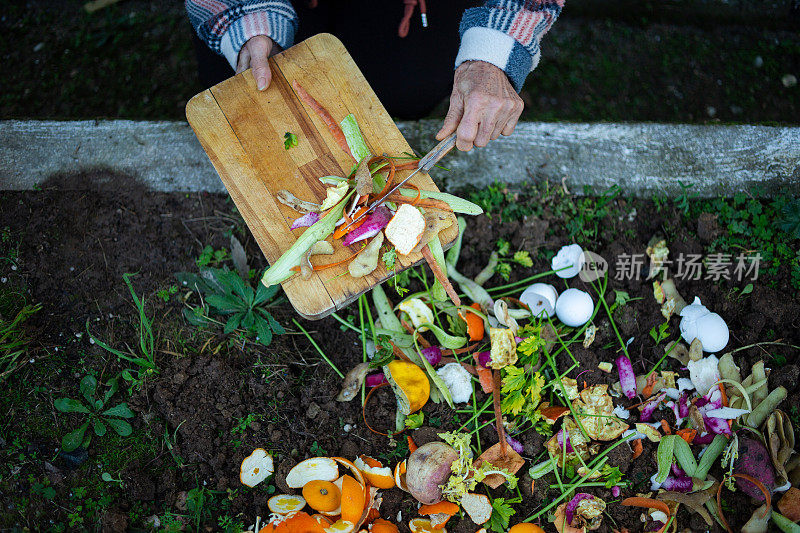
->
left=354, top=455, right=395, bottom=489
left=340, top=474, right=367, bottom=525
left=385, top=360, right=430, bottom=415
left=332, top=457, right=367, bottom=487
left=286, top=457, right=340, bottom=489
left=370, top=519, right=399, bottom=533
left=324, top=520, right=355, bottom=533
left=418, top=502, right=459, bottom=530
left=418, top=501, right=459, bottom=517
left=409, top=518, right=444, bottom=533
left=303, top=480, right=341, bottom=513
left=393, top=460, right=408, bottom=492
left=269, top=495, right=308, bottom=515
left=312, top=515, right=334, bottom=528
left=508, top=524, right=545, bottom=533
left=281, top=512, right=326, bottom=533
left=240, top=448, right=274, bottom=488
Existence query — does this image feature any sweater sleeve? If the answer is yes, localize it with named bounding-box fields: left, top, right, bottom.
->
left=186, top=0, right=298, bottom=69
left=456, top=0, right=563, bottom=92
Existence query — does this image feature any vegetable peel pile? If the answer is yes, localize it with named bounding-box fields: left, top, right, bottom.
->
left=242, top=214, right=800, bottom=532
left=261, top=82, right=482, bottom=289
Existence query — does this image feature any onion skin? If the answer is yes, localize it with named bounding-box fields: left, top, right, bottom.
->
left=405, top=442, right=458, bottom=505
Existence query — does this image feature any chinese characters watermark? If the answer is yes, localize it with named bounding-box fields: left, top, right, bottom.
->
left=613, top=252, right=761, bottom=281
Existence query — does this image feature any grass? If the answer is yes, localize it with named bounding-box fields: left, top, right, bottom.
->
left=88, top=273, right=159, bottom=391
left=0, top=303, right=41, bottom=383
left=693, top=193, right=800, bottom=288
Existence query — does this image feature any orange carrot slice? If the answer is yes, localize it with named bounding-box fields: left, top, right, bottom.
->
left=407, top=436, right=418, bottom=453
left=464, top=303, right=485, bottom=342
left=385, top=195, right=452, bottom=212
left=676, top=428, right=696, bottom=444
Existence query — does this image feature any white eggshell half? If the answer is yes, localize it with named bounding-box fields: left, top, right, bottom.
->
left=695, top=313, right=729, bottom=353
left=555, top=288, right=593, bottom=327
left=551, top=244, right=585, bottom=279
left=520, top=283, right=559, bottom=318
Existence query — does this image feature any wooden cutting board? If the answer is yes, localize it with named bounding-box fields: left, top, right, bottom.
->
left=186, top=33, right=458, bottom=320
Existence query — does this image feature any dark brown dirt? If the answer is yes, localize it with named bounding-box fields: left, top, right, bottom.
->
left=1, top=171, right=798, bottom=531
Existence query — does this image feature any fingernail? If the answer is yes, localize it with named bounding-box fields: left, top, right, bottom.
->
left=257, top=77, right=267, bottom=90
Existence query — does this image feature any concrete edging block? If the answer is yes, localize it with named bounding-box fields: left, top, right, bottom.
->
left=1, top=119, right=798, bottom=197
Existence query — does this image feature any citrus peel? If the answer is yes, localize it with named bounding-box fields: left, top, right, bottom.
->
left=286, top=457, right=340, bottom=489
left=385, top=360, right=430, bottom=415
left=409, top=518, right=444, bottom=533
left=370, top=519, right=399, bottom=533
left=324, top=520, right=355, bottom=533
left=340, top=474, right=367, bottom=524
left=303, top=480, right=341, bottom=513
left=240, top=448, right=274, bottom=488
left=269, top=494, right=308, bottom=515
left=393, top=460, right=408, bottom=492
left=355, top=455, right=395, bottom=489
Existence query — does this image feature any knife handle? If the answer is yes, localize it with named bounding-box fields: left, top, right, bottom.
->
left=419, top=132, right=457, bottom=172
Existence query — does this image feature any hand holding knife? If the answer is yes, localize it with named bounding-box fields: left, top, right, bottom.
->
left=340, top=132, right=457, bottom=231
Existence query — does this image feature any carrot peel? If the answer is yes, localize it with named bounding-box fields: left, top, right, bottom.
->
left=621, top=497, right=670, bottom=533
left=292, top=81, right=353, bottom=160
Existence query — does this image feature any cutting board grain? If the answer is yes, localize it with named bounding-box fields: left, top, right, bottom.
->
left=186, top=33, right=457, bottom=320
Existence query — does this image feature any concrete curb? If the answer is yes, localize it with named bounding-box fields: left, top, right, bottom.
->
left=1, top=119, right=798, bottom=197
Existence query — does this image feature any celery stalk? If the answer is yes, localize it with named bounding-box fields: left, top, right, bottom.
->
left=261, top=192, right=352, bottom=287
left=427, top=236, right=448, bottom=302
left=397, top=188, right=483, bottom=215
left=340, top=114, right=371, bottom=162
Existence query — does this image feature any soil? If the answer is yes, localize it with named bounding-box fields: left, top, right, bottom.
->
left=1, top=171, right=799, bottom=532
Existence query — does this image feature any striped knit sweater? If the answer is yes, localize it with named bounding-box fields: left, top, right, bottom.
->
left=186, top=0, right=563, bottom=91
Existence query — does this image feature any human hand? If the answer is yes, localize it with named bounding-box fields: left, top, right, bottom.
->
left=237, top=35, right=277, bottom=91
left=436, top=61, right=524, bottom=151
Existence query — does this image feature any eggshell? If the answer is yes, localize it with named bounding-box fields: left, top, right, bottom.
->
left=555, top=288, right=593, bottom=327
left=551, top=244, right=585, bottom=279
left=520, top=283, right=558, bottom=318
left=696, top=313, right=729, bottom=353
left=680, top=297, right=729, bottom=352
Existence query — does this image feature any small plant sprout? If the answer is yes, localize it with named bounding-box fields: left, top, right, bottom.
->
left=650, top=321, right=670, bottom=345
left=284, top=132, right=299, bottom=150
left=101, top=472, right=123, bottom=484
left=176, top=267, right=285, bottom=346
left=54, top=375, right=135, bottom=452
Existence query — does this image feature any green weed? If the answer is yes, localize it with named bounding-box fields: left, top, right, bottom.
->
left=176, top=268, right=285, bottom=346
left=0, top=303, right=40, bottom=383
left=54, top=375, right=135, bottom=452
left=88, top=273, right=158, bottom=391
left=196, top=245, right=231, bottom=268
left=699, top=194, right=800, bottom=288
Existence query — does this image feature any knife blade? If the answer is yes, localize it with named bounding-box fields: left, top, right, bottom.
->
left=340, top=132, right=457, bottom=231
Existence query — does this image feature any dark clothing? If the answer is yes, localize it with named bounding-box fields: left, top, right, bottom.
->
left=192, top=1, right=474, bottom=119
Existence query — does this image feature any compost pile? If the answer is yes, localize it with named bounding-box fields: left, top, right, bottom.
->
left=233, top=216, right=800, bottom=533
left=226, top=83, right=800, bottom=533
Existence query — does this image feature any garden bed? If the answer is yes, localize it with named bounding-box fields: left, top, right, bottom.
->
left=1, top=170, right=799, bottom=532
